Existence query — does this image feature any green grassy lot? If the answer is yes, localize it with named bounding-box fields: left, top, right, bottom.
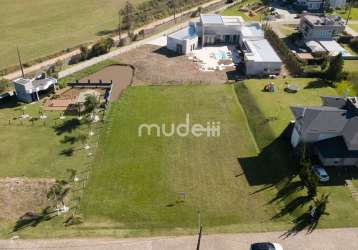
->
left=344, top=60, right=358, bottom=73
left=236, top=78, right=358, bottom=229
left=336, top=7, right=358, bottom=20
left=0, top=99, right=94, bottom=178
left=79, top=84, right=293, bottom=235
left=0, top=0, right=144, bottom=71
left=349, top=24, right=358, bottom=32
left=220, top=0, right=263, bottom=21
left=278, top=25, right=298, bottom=37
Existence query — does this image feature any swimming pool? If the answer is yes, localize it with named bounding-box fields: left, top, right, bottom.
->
left=215, top=50, right=227, bottom=60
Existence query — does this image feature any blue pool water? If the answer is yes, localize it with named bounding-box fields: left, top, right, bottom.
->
left=215, top=50, right=227, bottom=60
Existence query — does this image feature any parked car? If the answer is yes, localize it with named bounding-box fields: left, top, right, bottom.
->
left=250, top=242, right=283, bottom=250
left=312, top=165, right=330, bottom=182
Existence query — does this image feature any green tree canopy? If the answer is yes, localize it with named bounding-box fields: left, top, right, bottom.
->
left=325, top=53, right=345, bottom=81
left=84, top=94, right=98, bottom=114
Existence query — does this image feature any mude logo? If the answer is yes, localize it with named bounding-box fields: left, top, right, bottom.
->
left=138, top=114, right=221, bottom=137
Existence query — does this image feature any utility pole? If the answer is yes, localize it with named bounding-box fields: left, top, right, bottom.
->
left=173, top=0, right=177, bottom=24
left=17, top=47, right=25, bottom=78
left=196, top=211, right=202, bottom=250
left=346, top=0, right=354, bottom=25
left=118, top=11, right=122, bottom=45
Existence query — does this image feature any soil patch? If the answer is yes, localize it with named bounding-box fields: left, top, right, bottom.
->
left=114, top=45, right=231, bottom=85
left=80, top=65, right=133, bottom=101
left=0, top=177, right=54, bottom=220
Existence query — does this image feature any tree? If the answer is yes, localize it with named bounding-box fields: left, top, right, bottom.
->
left=84, top=94, right=98, bottom=114
left=118, top=12, right=123, bottom=45
left=325, top=53, right=345, bottom=81
left=312, top=193, right=330, bottom=220
left=298, top=144, right=319, bottom=198
left=122, top=1, right=135, bottom=32
left=80, top=46, right=89, bottom=61
left=0, top=79, right=8, bottom=93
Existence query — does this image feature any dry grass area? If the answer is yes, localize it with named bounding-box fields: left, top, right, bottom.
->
left=0, top=178, right=54, bottom=220
left=114, top=45, right=230, bottom=85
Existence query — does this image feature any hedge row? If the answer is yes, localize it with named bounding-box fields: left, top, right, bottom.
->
left=263, top=24, right=305, bottom=75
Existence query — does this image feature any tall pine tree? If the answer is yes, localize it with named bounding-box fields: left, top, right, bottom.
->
left=325, top=53, right=344, bottom=81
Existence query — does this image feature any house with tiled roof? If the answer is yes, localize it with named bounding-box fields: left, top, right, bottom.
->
left=291, top=96, right=358, bottom=166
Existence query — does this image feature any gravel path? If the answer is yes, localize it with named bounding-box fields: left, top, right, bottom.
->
left=1, top=228, right=357, bottom=250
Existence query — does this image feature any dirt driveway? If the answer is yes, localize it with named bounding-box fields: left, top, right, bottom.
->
left=80, top=65, right=134, bottom=101
left=114, top=45, right=232, bottom=85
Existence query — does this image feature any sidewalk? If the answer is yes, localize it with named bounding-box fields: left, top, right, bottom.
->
left=1, top=228, right=357, bottom=250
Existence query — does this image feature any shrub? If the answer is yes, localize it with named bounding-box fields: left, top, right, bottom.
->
left=298, top=144, right=319, bottom=198
left=0, top=78, right=9, bottom=93
left=350, top=37, right=358, bottom=52
left=88, top=37, right=114, bottom=59
left=325, top=53, right=345, bottom=82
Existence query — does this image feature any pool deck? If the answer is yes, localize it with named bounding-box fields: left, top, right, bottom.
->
left=188, top=46, right=239, bottom=72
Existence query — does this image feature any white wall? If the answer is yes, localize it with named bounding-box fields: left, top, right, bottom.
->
left=167, top=36, right=198, bottom=55
left=245, top=60, right=282, bottom=76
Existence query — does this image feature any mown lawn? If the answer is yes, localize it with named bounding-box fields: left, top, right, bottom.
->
left=80, top=85, right=293, bottom=236
left=0, top=0, right=144, bottom=70
left=336, top=7, right=358, bottom=20
left=278, top=25, right=298, bottom=37
left=0, top=98, right=93, bottom=178
left=349, top=24, right=358, bottom=32
left=236, top=78, right=358, bottom=229
left=220, top=0, right=263, bottom=21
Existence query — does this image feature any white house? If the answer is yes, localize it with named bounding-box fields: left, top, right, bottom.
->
left=290, top=96, right=358, bottom=167
left=166, top=14, right=282, bottom=76
left=242, top=39, right=283, bottom=76
left=299, top=14, right=345, bottom=41
left=295, top=0, right=346, bottom=10
left=13, top=74, right=57, bottom=103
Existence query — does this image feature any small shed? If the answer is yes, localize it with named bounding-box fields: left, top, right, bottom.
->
left=13, top=75, right=57, bottom=103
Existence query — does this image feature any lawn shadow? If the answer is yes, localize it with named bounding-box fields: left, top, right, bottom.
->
left=12, top=207, right=57, bottom=233
left=0, top=96, right=22, bottom=109
left=268, top=180, right=304, bottom=205
left=238, top=137, right=298, bottom=186
left=60, top=148, right=75, bottom=157
left=281, top=206, right=328, bottom=238
left=96, top=29, right=115, bottom=36
left=152, top=47, right=181, bottom=58
left=304, top=79, right=330, bottom=89
left=54, top=118, right=81, bottom=135
left=61, top=135, right=78, bottom=144
left=272, top=195, right=310, bottom=220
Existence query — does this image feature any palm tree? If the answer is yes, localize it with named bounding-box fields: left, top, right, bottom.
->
left=84, top=94, right=98, bottom=115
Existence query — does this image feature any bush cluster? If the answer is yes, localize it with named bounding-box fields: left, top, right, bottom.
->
left=80, top=37, right=114, bottom=61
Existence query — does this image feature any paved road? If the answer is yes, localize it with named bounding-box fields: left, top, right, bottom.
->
left=1, top=228, right=357, bottom=250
